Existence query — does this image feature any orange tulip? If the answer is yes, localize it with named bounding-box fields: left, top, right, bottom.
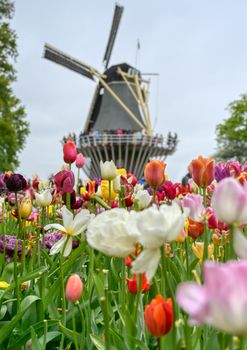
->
left=187, top=218, right=204, bottom=239
left=144, top=160, right=166, bottom=188
left=189, top=156, right=214, bottom=188
left=65, top=274, right=83, bottom=303
left=144, top=294, right=173, bottom=337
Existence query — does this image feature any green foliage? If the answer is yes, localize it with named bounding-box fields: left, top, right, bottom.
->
left=215, top=94, right=247, bottom=163
left=0, top=0, right=29, bottom=172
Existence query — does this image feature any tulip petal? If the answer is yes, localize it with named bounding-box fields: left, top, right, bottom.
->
left=234, top=228, right=247, bottom=259
left=61, top=206, right=73, bottom=229
left=44, top=223, right=67, bottom=233
left=131, top=248, right=161, bottom=282
left=50, top=235, right=67, bottom=255
left=176, top=282, right=208, bottom=324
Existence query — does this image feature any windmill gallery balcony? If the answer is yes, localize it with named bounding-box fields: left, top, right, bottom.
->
left=78, top=130, right=178, bottom=179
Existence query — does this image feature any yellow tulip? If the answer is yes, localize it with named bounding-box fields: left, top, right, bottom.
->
left=101, top=180, right=117, bottom=200
left=19, top=196, right=32, bottom=219
left=192, top=242, right=214, bottom=267
left=0, top=281, right=9, bottom=289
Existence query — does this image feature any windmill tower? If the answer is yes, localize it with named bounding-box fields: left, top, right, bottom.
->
left=43, top=4, right=178, bottom=178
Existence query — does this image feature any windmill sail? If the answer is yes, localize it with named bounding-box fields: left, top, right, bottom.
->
left=102, top=4, right=124, bottom=69
left=43, top=43, right=95, bottom=80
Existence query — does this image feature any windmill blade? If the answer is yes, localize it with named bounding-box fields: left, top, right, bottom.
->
left=43, top=43, right=95, bottom=81
left=103, top=4, right=124, bottom=69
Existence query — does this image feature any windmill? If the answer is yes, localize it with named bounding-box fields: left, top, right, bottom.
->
left=43, top=4, right=178, bottom=178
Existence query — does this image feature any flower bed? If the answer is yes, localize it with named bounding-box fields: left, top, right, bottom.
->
left=0, top=142, right=247, bottom=349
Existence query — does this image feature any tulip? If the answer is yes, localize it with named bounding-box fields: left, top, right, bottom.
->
left=126, top=274, right=150, bottom=294
left=176, top=260, right=247, bottom=335
left=211, top=177, right=247, bottom=224
left=19, top=196, right=32, bottom=219
left=75, top=153, right=85, bottom=169
left=100, top=160, right=117, bottom=181
left=187, top=219, right=204, bottom=239
left=101, top=180, right=117, bottom=200
left=65, top=274, right=83, bottom=302
left=86, top=208, right=140, bottom=258
left=144, top=294, right=173, bottom=337
left=35, top=189, right=52, bottom=207
left=189, top=156, right=214, bottom=188
left=63, top=139, right=77, bottom=164
left=181, top=194, right=205, bottom=222
left=133, top=189, right=152, bottom=209
left=131, top=202, right=189, bottom=281
left=5, top=173, right=27, bottom=192
left=192, top=242, right=214, bottom=267
left=44, top=206, right=93, bottom=257
left=144, top=160, right=166, bottom=188
left=53, top=170, right=75, bottom=193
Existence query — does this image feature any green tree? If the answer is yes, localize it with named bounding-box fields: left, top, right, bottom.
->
left=215, top=94, right=247, bottom=163
left=0, top=0, right=29, bottom=172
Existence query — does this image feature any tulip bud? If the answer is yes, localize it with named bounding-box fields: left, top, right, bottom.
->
left=65, top=274, right=83, bottom=303
left=100, top=160, right=117, bottom=181
left=126, top=274, right=150, bottom=294
left=63, top=139, right=77, bottom=164
left=19, top=196, right=32, bottom=219
left=75, top=153, right=85, bottom=169
left=144, top=160, right=166, bottom=188
left=144, top=294, right=173, bottom=337
left=189, top=156, right=215, bottom=188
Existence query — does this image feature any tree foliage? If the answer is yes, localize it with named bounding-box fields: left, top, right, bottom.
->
left=215, top=94, right=247, bottom=163
left=0, top=0, right=29, bottom=171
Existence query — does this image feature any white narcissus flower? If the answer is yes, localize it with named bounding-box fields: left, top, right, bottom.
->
left=132, top=202, right=189, bottom=281
left=133, top=189, right=152, bottom=209
left=35, top=189, right=53, bottom=207
left=86, top=208, right=140, bottom=257
left=44, top=206, right=93, bottom=257
left=100, top=160, right=117, bottom=181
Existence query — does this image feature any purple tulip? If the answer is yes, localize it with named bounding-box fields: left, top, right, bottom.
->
left=215, top=162, right=231, bottom=182
left=176, top=260, right=247, bottom=335
left=5, top=174, right=27, bottom=192
left=211, top=177, right=247, bottom=224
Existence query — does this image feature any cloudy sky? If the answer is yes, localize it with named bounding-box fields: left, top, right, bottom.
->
left=12, top=0, right=247, bottom=181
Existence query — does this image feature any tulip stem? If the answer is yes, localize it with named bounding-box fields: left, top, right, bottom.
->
left=72, top=303, right=79, bottom=350
left=59, top=255, right=66, bottom=350
left=229, top=224, right=236, bottom=260
left=66, top=192, right=71, bottom=210
left=202, top=188, right=208, bottom=263
left=108, top=180, right=111, bottom=206
left=160, top=246, right=166, bottom=296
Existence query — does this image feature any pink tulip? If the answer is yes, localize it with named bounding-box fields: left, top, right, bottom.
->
left=65, top=274, right=83, bottom=302
left=176, top=260, right=247, bottom=335
left=63, top=139, right=77, bottom=164
left=75, top=153, right=85, bottom=169
left=181, top=194, right=205, bottom=222
left=211, top=177, right=247, bottom=224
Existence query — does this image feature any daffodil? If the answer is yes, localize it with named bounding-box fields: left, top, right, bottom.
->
left=44, top=206, right=93, bottom=257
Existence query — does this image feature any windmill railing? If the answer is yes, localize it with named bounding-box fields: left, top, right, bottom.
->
left=79, top=132, right=178, bottom=152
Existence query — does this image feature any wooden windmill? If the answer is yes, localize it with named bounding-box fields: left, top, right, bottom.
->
left=43, top=4, right=178, bottom=178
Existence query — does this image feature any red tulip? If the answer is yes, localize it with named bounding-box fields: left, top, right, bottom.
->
left=144, top=294, right=173, bottom=337
left=126, top=274, right=150, bottom=294
left=144, top=160, right=166, bottom=188
left=189, top=156, right=215, bottom=188
left=65, top=274, right=83, bottom=303
left=63, top=139, right=77, bottom=164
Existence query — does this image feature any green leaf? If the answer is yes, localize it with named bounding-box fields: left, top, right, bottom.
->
left=59, top=322, right=83, bottom=345
left=31, top=327, right=42, bottom=350
left=7, top=319, right=59, bottom=350
left=90, top=334, right=105, bottom=350
left=0, top=295, right=40, bottom=344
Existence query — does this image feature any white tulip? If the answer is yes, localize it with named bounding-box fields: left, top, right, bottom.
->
left=86, top=208, right=140, bottom=257
left=132, top=202, right=189, bottom=281
left=133, top=189, right=152, bottom=209
left=35, top=189, right=52, bottom=207
left=100, top=160, right=117, bottom=180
